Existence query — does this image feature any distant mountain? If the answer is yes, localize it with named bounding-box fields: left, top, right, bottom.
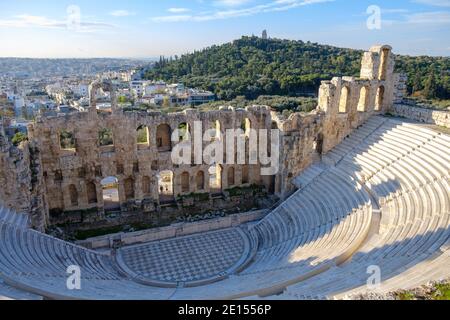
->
left=144, top=36, right=450, bottom=100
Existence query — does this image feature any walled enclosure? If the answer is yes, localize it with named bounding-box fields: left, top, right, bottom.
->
left=0, top=45, right=399, bottom=231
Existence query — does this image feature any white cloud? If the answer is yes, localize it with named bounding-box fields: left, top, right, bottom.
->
left=110, top=10, right=136, bottom=17
left=412, top=0, right=450, bottom=7
left=214, top=0, right=252, bottom=6
left=377, top=10, right=450, bottom=28
left=152, top=0, right=334, bottom=23
left=153, top=15, right=193, bottom=23
left=0, top=15, right=65, bottom=28
left=404, top=11, right=450, bottom=24
left=0, top=14, right=114, bottom=32
left=382, top=8, right=410, bottom=14
left=168, top=8, right=191, bottom=13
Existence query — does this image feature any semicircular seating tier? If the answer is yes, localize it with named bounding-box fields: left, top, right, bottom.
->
left=0, top=115, right=448, bottom=300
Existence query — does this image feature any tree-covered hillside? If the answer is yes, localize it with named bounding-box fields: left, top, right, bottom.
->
left=145, top=36, right=450, bottom=101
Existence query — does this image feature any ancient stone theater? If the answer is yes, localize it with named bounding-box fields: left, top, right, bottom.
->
left=0, top=45, right=449, bottom=300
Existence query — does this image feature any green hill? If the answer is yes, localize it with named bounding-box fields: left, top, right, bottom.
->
left=145, top=36, right=450, bottom=101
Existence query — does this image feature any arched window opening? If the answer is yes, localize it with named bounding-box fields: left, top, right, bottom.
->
left=124, top=177, right=135, bottom=200
left=69, top=184, right=78, bottom=206
left=86, top=182, right=97, bottom=204
left=156, top=124, right=172, bottom=152
left=209, top=165, right=222, bottom=193
left=142, top=176, right=151, bottom=196
left=60, top=130, right=76, bottom=151
left=137, top=125, right=149, bottom=145
left=379, top=48, right=390, bottom=81
left=158, top=170, right=174, bottom=203
left=178, top=123, right=190, bottom=141
left=338, top=86, right=350, bottom=113
left=101, top=177, right=119, bottom=211
left=196, top=171, right=205, bottom=190
left=242, top=166, right=249, bottom=184
left=208, top=120, right=221, bottom=142
left=181, top=172, right=190, bottom=193
left=375, top=86, right=385, bottom=111
left=241, top=118, right=251, bottom=136
left=98, top=128, right=114, bottom=147
left=357, top=86, right=369, bottom=112
left=227, top=167, right=235, bottom=186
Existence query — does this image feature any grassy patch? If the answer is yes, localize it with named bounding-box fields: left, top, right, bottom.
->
left=74, top=225, right=124, bottom=240
left=226, top=184, right=264, bottom=197
left=394, top=281, right=450, bottom=300
left=397, top=292, right=415, bottom=300
left=432, top=283, right=450, bottom=300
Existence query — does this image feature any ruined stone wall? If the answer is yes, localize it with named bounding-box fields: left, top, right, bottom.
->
left=318, top=45, right=396, bottom=154
left=389, top=72, right=450, bottom=128
left=0, top=44, right=400, bottom=228
left=389, top=104, right=450, bottom=128
left=273, top=110, right=324, bottom=195
left=0, top=121, right=47, bottom=230
left=275, top=45, right=397, bottom=195
left=30, top=103, right=274, bottom=226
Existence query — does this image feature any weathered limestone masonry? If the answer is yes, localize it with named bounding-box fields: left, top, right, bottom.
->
left=0, top=121, right=47, bottom=231
left=389, top=104, right=450, bottom=128
left=272, top=109, right=324, bottom=195
left=30, top=90, right=275, bottom=228
left=389, top=72, right=450, bottom=128
left=276, top=45, right=397, bottom=194
left=0, top=45, right=399, bottom=231
left=318, top=45, right=395, bottom=154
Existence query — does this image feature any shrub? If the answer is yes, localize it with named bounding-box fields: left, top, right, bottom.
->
left=11, top=132, right=28, bottom=146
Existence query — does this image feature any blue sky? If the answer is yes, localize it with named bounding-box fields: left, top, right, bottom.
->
left=0, top=0, right=449, bottom=58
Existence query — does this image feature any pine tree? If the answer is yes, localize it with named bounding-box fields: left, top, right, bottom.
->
left=423, top=73, right=437, bottom=99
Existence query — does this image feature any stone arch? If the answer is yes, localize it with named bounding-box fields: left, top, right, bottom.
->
left=242, top=166, right=249, bottom=184
left=124, top=177, right=135, bottom=200
left=227, top=167, right=235, bottom=186
left=241, top=118, right=252, bottom=135
left=142, top=176, right=151, bottom=196
left=86, top=181, right=97, bottom=204
left=156, top=123, right=172, bottom=151
left=101, top=177, right=119, bottom=211
left=69, top=184, right=78, bottom=207
left=137, top=125, right=149, bottom=145
left=375, top=86, right=385, bottom=111
left=338, top=86, right=350, bottom=113
left=178, top=122, right=190, bottom=141
left=216, top=120, right=221, bottom=133
left=209, top=164, right=222, bottom=192
left=180, top=172, right=190, bottom=193
left=379, top=48, right=390, bottom=81
left=89, top=80, right=117, bottom=111
left=207, top=120, right=221, bottom=142
left=357, top=86, right=369, bottom=112
left=196, top=171, right=205, bottom=190
left=158, top=170, right=174, bottom=202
